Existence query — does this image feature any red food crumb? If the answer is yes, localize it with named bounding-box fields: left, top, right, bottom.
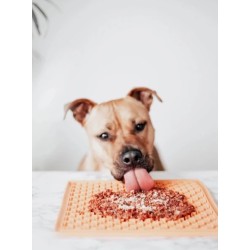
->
left=88, top=188, right=195, bottom=222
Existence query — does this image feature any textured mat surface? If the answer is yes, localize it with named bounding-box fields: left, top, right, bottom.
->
left=55, top=180, right=217, bottom=237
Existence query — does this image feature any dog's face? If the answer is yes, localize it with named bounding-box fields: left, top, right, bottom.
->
left=84, top=96, right=155, bottom=180
left=65, top=87, right=162, bottom=180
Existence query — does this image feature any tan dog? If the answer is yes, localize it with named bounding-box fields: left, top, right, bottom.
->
left=64, top=87, right=164, bottom=191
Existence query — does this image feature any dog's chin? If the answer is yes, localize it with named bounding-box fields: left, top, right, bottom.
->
left=111, top=155, right=154, bottom=181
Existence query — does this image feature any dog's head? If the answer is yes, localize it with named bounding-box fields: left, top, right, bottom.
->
left=64, top=87, right=162, bottom=181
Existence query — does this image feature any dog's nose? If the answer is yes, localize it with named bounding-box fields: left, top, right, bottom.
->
left=122, top=149, right=142, bottom=165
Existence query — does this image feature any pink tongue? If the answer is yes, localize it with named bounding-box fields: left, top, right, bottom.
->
left=124, top=168, right=154, bottom=192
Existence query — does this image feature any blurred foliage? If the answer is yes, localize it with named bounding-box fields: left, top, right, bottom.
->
left=32, top=0, right=57, bottom=35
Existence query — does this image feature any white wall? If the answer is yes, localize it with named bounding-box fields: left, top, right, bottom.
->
left=33, top=0, right=217, bottom=171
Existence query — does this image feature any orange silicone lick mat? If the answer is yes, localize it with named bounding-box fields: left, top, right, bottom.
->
left=55, top=180, right=218, bottom=237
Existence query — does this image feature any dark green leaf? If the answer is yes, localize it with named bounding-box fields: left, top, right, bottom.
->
left=32, top=9, right=40, bottom=35
left=44, top=0, right=59, bottom=10
left=32, top=3, right=48, bottom=20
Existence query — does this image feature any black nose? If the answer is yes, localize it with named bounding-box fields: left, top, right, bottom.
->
left=122, top=149, right=142, bottom=166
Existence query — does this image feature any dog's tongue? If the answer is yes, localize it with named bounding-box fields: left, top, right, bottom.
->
left=124, top=168, right=154, bottom=192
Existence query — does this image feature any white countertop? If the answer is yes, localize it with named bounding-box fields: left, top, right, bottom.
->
left=32, top=171, right=218, bottom=250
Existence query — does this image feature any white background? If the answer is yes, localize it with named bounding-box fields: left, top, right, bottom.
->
left=1, top=0, right=250, bottom=249
left=32, top=0, right=217, bottom=171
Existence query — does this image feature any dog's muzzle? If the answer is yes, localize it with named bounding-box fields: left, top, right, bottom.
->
left=111, top=147, right=154, bottom=181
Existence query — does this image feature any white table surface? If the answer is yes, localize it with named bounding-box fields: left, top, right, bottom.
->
left=32, top=171, right=218, bottom=250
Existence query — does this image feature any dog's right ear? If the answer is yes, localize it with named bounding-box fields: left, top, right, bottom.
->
left=64, top=99, right=96, bottom=125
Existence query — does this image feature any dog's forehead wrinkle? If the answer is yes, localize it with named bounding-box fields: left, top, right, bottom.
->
left=111, top=101, right=124, bottom=135
left=113, top=99, right=148, bottom=125
left=85, top=104, right=118, bottom=133
left=105, top=123, right=113, bottom=130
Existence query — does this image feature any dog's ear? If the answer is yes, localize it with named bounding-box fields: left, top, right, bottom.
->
left=64, top=98, right=96, bottom=125
left=127, top=87, right=162, bottom=111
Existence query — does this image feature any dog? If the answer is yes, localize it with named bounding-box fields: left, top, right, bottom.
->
left=64, top=87, right=164, bottom=191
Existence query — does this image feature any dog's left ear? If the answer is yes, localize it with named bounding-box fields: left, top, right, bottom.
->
left=127, top=87, right=162, bottom=111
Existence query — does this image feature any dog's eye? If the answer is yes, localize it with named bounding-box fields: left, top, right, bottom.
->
left=98, top=132, right=110, bottom=141
left=135, top=122, right=146, bottom=132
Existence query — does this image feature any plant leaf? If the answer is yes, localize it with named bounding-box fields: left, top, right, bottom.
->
left=32, top=3, right=48, bottom=20
left=32, top=9, right=40, bottom=35
left=43, top=0, right=59, bottom=10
